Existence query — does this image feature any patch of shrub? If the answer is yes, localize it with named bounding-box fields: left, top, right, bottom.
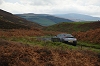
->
left=0, top=40, right=100, bottom=66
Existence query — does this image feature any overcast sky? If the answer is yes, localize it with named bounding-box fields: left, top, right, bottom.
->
left=0, top=0, right=100, bottom=17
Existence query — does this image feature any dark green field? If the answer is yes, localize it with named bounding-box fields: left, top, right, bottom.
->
left=43, top=21, right=100, bottom=33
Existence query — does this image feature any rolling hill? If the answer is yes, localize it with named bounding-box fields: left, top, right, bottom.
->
left=43, top=21, right=100, bottom=33
left=16, top=13, right=73, bottom=26
left=0, top=9, right=42, bottom=29
left=54, top=13, right=100, bottom=21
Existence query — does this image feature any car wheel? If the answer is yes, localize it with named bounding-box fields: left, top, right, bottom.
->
left=73, top=41, right=77, bottom=46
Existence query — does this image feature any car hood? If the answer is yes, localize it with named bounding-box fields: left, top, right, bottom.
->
left=63, top=38, right=77, bottom=41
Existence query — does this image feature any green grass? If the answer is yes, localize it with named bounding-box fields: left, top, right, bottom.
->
left=71, top=21, right=91, bottom=24
left=3, top=37, right=77, bottom=50
left=77, top=41, right=100, bottom=53
left=77, top=41, right=100, bottom=49
left=1, top=36, right=100, bottom=53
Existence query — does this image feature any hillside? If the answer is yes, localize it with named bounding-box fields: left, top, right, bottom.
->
left=44, top=21, right=100, bottom=33
left=16, top=13, right=73, bottom=26
left=0, top=9, right=42, bottom=29
left=0, top=19, right=30, bottom=29
left=0, top=39, right=99, bottom=66
left=73, top=28, right=100, bottom=44
left=54, top=13, right=100, bottom=21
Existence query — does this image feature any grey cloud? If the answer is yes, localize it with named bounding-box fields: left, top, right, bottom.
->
left=20, top=0, right=54, bottom=6
left=0, top=0, right=100, bottom=17
left=32, top=0, right=54, bottom=5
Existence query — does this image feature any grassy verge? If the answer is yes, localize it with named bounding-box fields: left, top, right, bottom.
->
left=0, top=36, right=77, bottom=50
left=77, top=41, right=100, bottom=53
left=77, top=41, right=100, bottom=49
left=0, top=36, right=100, bottom=53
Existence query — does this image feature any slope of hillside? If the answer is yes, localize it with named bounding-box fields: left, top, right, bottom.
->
left=0, top=39, right=99, bottom=66
left=16, top=13, right=73, bottom=26
left=0, top=9, right=42, bottom=28
left=54, top=13, right=100, bottom=21
left=0, top=17, right=31, bottom=29
left=44, top=21, right=100, bottom=33
left=73, top=28, right=100, bottom=44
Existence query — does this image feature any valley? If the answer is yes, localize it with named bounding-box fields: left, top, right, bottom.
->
left=0, top=9, right=100, bottom=66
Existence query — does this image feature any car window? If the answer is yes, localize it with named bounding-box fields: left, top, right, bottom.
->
left=66, top=34, right=74, bottom=38
left=57, top=34, right=74, bottom=38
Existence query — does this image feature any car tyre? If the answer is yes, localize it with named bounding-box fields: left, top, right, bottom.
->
left=73, top=41, right=77, bottom=46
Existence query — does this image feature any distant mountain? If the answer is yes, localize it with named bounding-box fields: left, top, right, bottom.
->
left=54, top=13, right=100, bottom=21
left=16, top=13, right=73, bottom=26
left=0, top=9, right=42, bottom=29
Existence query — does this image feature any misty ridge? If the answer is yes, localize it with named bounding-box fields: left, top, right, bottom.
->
left=15, top=13, right=100, bottom=26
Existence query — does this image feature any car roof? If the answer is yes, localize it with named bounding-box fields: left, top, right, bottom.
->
left=57, top=33, right=71, bottom=35
left=57, top=33, right=73, bottom=37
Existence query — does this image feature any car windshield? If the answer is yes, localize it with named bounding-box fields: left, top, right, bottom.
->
left=65, top=34, right=74, bottom=38
left=57, top=33, right=74, bottom=38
